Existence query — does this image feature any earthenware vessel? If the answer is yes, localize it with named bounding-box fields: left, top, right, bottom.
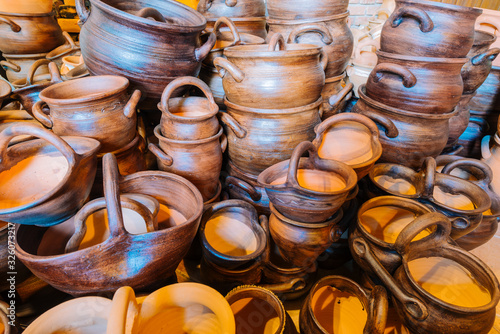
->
left=158, top=76, right=219, bottom=140
left=206, top=16, right=267, bottom=39
left=214, top=33, right=326, bottom=109
left=300, top=275, right=388, bottom=334
left=197, top=0, right=265, bottom=18
left=267, top=0, right=348, bottom=20
left=366, top=52, right=466, bottom=114
left=76, top=0, right=216, bottom=105
left=0, top=0, right=53, bottom=14
left=45, top=32, right=81, bottom=69
left=320, top=73, right=353, bottom=119
left=380, top=0, right=482, bottom=58
left=351, top=212, right=500, bottom=334
left=475, top=8, right=500, bottom=66
left=446, top=93, right=475, bottom=149
left=468, top=66, right=500, bottom=114
left=457, top=116, right=489, bottom=158
left=225, top=174, right=271, bottom=215
left=482, top=132, right=500, bottom=196
left=1, top=53, right=49, bottom=83
left=352, top=37, right=379, bottom=68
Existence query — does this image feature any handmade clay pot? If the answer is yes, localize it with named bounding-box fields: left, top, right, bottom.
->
left=475, top=8, right=500, bottom=66
left=32, top=75, right=141, bottom=153
left=266, top=0, right=348, bottom=20
left=300, top=275, right=388, bottom=334
left=347, top=63, right=375, bottom=98
left=206, top=16, right=267, bottom=39
left=0, top=123, right=100, bottom=226
left=76, top=0, right=216, bottom=105
left=267, top=12, right=353, bottom=78
left=320, top=73, right=353, bottom=119
left=351, top=212, right=500, bottom=334
left=63, top=63, right=90, bottom=81
left=220, top=97, right=321, bottom=176
left=0, top=0, right=53, bottom=14
left=446, top=93, right=475, bottom=149
left=482, top=132, right=500, bottom=196
left=149, top=125, right=225, bottom=201
left=380, top=0, right=482, bottom=58
left=45, top=32, right=81, bottom=69
left=468, top=66, right=500, bottom=115
left=196, top=0, right=265, bottom=18
left=1, top=53, right=49, bottom=83
left=313, top=113, right=383, bottom=179
left=214, top=34, right=326, bottom=109
left=158, top=76, right=219, bottom=140
left=352, top=37, right=379, bottom=68
left=225, top=174, right=271, bottom=215
left=16, top=153, right=204, bottom=295
left=258, top=141, right=357, bottom=223
left=354, top=85, right=455, bottom=168
left=0, top=11, right=66, bottom=54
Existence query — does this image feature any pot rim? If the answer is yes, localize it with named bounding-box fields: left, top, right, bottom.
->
left=154, top=124, right=223, bottom=145
left=96, top=133, right=143, bottom=159
left=270, top=203, right=343, bottom=228
left=224, top=96, right=322, bottom=115
left=223, top=43, right=323, bottom=58
left=157, top=98, right=219, bottom=122
left=325, top=72, right=346, bottom=83
left=472, top=30, right=497, bottom=48
left=376, top=50, right=468, bottom=64
left=266, top=11, right=349, bottom=25
left=206, top=31, right=266, bottom=53
left=207, top=16, right=266, bottom=23
left=0, top=11, right=57, bottom=17
left=395, top=0, right=482, bottom=16
left=2, top=52, right=48, bottom=59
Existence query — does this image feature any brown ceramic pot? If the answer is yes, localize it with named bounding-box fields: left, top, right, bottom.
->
left=351, top=212, right=500, bottom=334
left=214, top=33, right=327, bottom=109
left=0, top=11, right=65, bottom=54
left=267, top=0, right=348, bottom=20
left=206, top=16, right=267, bottom=39
left=225, top=172, right=271, bottom=215
left=299, top=275, right=388, bottom=334
left=469, top=66, right=500, bottom=114
left=446, top=93, right=475, bottom=149
left=32, top=75, right=141, bottom=153
left=321, top=73, right=353, bottom=119
left=45, top=32, right=80, bottom=68
left=1, top=53, right=49, bottom=83
left=366, top=51, right=466, bottom=114
left=76, top=0, right=216, bottom=105
left=380, top=0, right=482, bottom=58
left=196, top=0, right=265, bottom=18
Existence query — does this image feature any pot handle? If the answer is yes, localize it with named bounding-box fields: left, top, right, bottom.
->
left=226, top=0, right=237, bottom=7
left=443, top=145, right=464, bottom=156
left=366, top=285, right=388, bottom=334
left=225, top=176, right=262, bottom=201
left=285, top=141, right=321, bottom=188
left=288, top=23, right=333, bottom=45
left=351, top=237, right=429, bottom=321
left=481, top=135, right=492, bottom=159
left=218, top=111, right=247, bottom=138
left=148, top=143, right=173, bottom=166
left=356, top=109, right=399, bottom=138
left=354, top=38, right=378, bottom=60
left=136, top=7, right=167, bottom=22
left=371, top=63, right=417, bottom=88
left=471, top=47, right=500, bottom=66
left=213, top=16, right=241, bottom=48
left=268, top=33, right=287, bottom=51
left=195, top=32, right=217, bottom=62
left=390, top=7, right=434, bottom=33
left=123, top=89, right=142, bottom=119
left=314, top=112, right=381, bottom=143
left=107, top=286, right=139, bottom=334
left=420, top=157, right=437, bottom=199
left=32, top=101, right=54, bottom=128
left=441, top=158, right=494, bottom=189
left=0, top=15, right=21, bottom=32
left=476, top=18, right=500, bottom=31
left=197, top=0, right=211, bottom=13
left=0, top=60, right=20, bottom=72
left=75, top=0, right=90, bottom=25
left=220, top=132, right=227, bottom=153
left=213, top=57, right=245, bottom=82
left=46, top=31, right=79, bottom=60
left=327, top=82, right=353, bottom=110
left=160, top=76, right=218, bottom=117
left=259, top=278, right=308, bottom=294
left=26, top=61, right=62, bottom=86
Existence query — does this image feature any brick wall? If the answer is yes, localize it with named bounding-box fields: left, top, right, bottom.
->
left=348, top=0, right=384, bottom=26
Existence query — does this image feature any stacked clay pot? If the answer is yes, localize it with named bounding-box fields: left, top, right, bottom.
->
left=353, top=0, right=482, bottom=168
left=266, top=0, right=353, bottom=119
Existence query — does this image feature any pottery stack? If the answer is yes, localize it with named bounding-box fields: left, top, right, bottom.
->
left=266, top=0, right=354, bottom=119
left=353, top=0, right=482, bottom=168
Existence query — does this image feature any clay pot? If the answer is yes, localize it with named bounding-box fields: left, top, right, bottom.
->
left=0, top=11, right=65, bottom=54
left=226, top=285, right=298, bottom=334
left=469, top=66, right=500, bottom=115
left=347, top=63, right=375, bottom=99
left=380, top=0, right=482, bottom=58
left=1, top=53, right=49, bottom=83
left=16, top=153, right=204, bottom=295
left=269, top=202, right=344, bottom=268
left=267, top=12, right=353, bottom=78
left=199, top=199, right=267, bottom=269
left=475, top=8, right=500, bottom=67
left=0, top=78, right=11, bottom=107
left=214, top=34, right=326, bottom=109
left=258, top=141, right=357, bottom=223
left=0, top=0, right=53, bottom=14
left=0, top=123, right=100, bottom=226
left=351, top=212, right=500, bottom=334
left=158, top=76, right=219, bottom=140
left=352, top=37, right=379, bottom=68
left=206, top=16, right=267, bottom=39
left=320, top=73, right=353, bottom=119
left=76, top=0, right=217, bottom=105
left=446, top=93, right=475, bottom=149
left=220, top=97, right=321, bottom=176
left=45, top=32, right=81, bottom=69
left=267, top=0, right=348, bottom=20
left=354, top=85, right=455, bottom=168
left=482, top=132, right=500, bottom=196
left=149, top=125, right=225, bottom=201
left=32, top=75, right=141, bottom=153
left=63, top=63, right=90, bottom=81
left=313, top=113, right=383, bottom=179
left=196, top=0, right=265, bottom=18
left=225, top=174, right=271, bottom=215
left=300, top=275, right=388, bottom=334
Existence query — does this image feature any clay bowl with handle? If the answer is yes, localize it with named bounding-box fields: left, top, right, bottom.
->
left=299, top=275, right=388, bottom=334
left=32, top=75, right=141, bottom=153
left=1, top=52, right=48, bottom=83
left=267, top=0, right=348, bottom=20
left=258, top=141, right=357, bottom=224
left=313, top=113, right=383, bottom=179
left=214, top=33, right=327, bottom=109
left=158, top=76, right=219, bottom=140
left=224, top=173, right=271, bottom=216
left=380, top=0, right=482, bottom=58
left=196, top=0, right=266, bottom=18
left=351, top=212, right=500, bottom=334
left=206, top=16, right=267, bottom=39
left=16, top=153, right=203, bottom=295
left=0, top=11, right=66, bottom=54
left=446, top=92, right=475, bottom=149
left=366, top=52, right=466, bottom=114
left=0, top=123, right=100, bottom=226
left=320, top=73, right=353, bottom=120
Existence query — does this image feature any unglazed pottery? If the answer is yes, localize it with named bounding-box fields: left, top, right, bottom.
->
left=225, top=174, right=271, bottom=215
left=0, top=78, right=11, bottom=107
left=457, top=116, right=490, bottom=159
left=475, top=7, right=500, bottom=66
left=0, top=0, right=53, bottom=14
left=300, top=276, right=388, bottom=334
left=346, top=63, right=375, bottom=98
left=446, top=93, right=475, bottom=149
left=206, top=16, right=267, bottom=39
left=266, top=0, right=348, bottom=20
left=469, top=66, right=500, bottom=115
left=46, top=32, right=81, bottom=69
left=320, top=73, right=353, bottom=119
left=1, top=53, right=48, bottom=83
left=196, top=0, right=265, bottom=18
left=482, top=132, right=500, bottom=196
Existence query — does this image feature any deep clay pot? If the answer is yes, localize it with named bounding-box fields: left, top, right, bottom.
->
left=320, top=73, right=353, bottom=119
left=196, top=0, right=265, bottom=18
left=1, top=53, right=48, bottom=83
left=266, top=0, right=349, bottom=20
left=206, top=16, right=267, bottom=39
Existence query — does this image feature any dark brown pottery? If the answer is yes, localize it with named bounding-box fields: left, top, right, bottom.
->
left=206, top=16, right=267, bottom=39
left=197, top=0, right=265, bottom=18
left=267, top=0, right=349, bottom=20
left=469, top=66, right=500, bottom=114
left=446, top=92, right=475, bottom=149
left=380, top=0, right=482, bottom=58
left=321, top=73, right=353, bottom=119
left=225, top=173, right=271, bottom=215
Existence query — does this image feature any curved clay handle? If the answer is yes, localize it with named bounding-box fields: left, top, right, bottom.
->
left=197, top=0, right=212, bottom=13
left=160, top=76, right=217, bottom=116
left=0, top=15, right=21, bottom=32
left=47, top=61, right=63, bottom=84
left=32, top=100, right=54, bottom=128
left=26, top=59, right=51, bottom=86
left=285, top=141, right=320, bottom=188
left=315, top=112, right=381, bottom=143
left=107, top=286, right=139, bottom=334
left=288, top=23, right=333, bottom=45
left=0, top=60, right=20, bottom=72
left=259, top=278, right=307, bottom=294
left=268, top=33, right=287, bottom=51
left=61, top=31, right=77, bottom=49
left=136, top=7, right=167, bottom=22
left=328, top=82, right=353, bottom=110
left=195, top=32, right=217, bottom=62
left=319, top=48, right=329, bottom=71
left=123, top=89, right=142, bottom=119
left=220, top=132, right=227, bottom=153
left=102, top=153, right=127, bottom=238
left=225, top=176, right=262, bottom=201
left=371, top=63, right=417, bottom=88
left=218, top=111, right=247, bottom=138
left=471, top=47, right=500, bottom=66
left=481, top=135, right=492, bottom=159
left=225, top=0, right=237, bottom=7
left=148, top=143, right=173, bottom=166
left=75, top=0, right=90, bottom=25
left=441, top=158, right=494, bottom=188
left=357, top=109, right=399, bottom=138
left=354, top=38, right=379, bottom=60
left=390, top=6, right=434, bottom=33
left=213, top=16, right=241, bottom=48
left=366, top=285, right=388, bottom=334
left=350, top=237, right=429, bottom=321
left=420, top=157, right=437, bottom=199
left=213, top=57, right=245, bottom=82
left=46, top=31, right=79, bottom=60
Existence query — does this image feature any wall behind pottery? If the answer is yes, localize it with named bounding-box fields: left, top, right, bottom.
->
left=348, top=0, right=383, bottom=26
